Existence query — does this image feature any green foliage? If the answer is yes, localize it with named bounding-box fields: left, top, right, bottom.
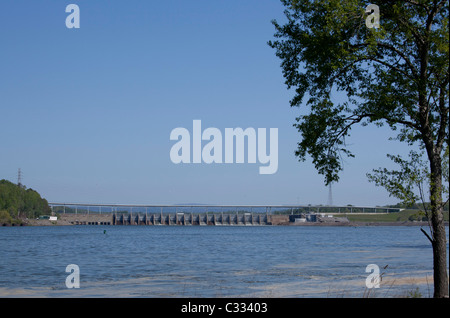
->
left=268, top=0, right=449, bottom=185
left=405, top=287, right=423, bottom=298
left=346, top=209, right=449, bottom=222
left=0, top=179, right=51, bottom=220
left=367, top=147, right=449, bottom=211
left=0, top=210, right=13, bottom=225
left=367, top=150, right=430, bottom=206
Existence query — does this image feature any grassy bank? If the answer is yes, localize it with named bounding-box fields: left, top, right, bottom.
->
left=345, top=209, right=449, bottom=223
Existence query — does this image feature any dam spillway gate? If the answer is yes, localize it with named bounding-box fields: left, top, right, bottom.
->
left=112, top=212, right=271, bottom=226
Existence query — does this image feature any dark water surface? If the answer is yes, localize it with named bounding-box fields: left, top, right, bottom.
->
left=0, top=225, right=447, bottom=297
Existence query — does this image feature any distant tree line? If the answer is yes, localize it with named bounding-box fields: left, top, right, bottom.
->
left=0, top=179, right=51, bottom=225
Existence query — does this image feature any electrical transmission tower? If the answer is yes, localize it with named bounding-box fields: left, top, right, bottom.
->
left=17, top=168, right=23, bottom=218
left=17, top=168, right=23, bottom=188
left=327, top=183, right=333, bottom=206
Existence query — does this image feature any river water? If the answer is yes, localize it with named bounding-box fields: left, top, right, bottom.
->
left=0, top=225, right=447, bottom=297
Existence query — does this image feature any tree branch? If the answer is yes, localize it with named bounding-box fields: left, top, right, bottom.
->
left=376, top=42, right=419, bottom=78
left=349, top=42, right=419, bottom=79
left=368, top=56, right=414, bottom=80
left=436, top=84, right=449, bottom=151
left=402, top=0, right=431, bottom=13
left=327, top=111, right=420, bottom=152
left=420, top=227, right=434, bottom=244
left=397, top=15, right=425, bottom=47
left=418, top=180, right=435, bottom=239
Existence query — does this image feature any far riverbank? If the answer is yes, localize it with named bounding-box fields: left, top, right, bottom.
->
left=5, top=217, right=446, bottom=228
left=2, top=208, right=448, bottom=227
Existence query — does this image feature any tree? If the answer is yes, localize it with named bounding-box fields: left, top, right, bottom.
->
left=0, top=210, right=13, bottom=225
left=367, top=146, right=449, bottom=243
left=269, top=0, right=449, bottom=297
left=0, top=179, right=51, bottom=220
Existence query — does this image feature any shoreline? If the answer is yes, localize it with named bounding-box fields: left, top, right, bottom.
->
left=289, top=221, right=441, bottom=227
left=0, top=271, right=435, bottom=298
left=3, top=218, right=445, bottom=227
left=4, top=209, right=448, bottom=227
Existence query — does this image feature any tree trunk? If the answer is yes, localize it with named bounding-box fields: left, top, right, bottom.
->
left=429, top=154, right=449, bottom=298
left=430, top=210, right=448, bottom=298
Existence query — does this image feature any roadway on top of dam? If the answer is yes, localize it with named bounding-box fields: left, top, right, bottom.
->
left=48, top=203, right=402, bottom=214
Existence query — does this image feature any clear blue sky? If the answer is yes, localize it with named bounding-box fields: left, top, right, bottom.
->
left=0, top=0, right=411, bottom=206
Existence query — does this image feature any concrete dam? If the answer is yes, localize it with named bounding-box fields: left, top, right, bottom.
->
left=48, top=203, right=400, bottom=226
left=111, top=212, right=286, bottom=226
